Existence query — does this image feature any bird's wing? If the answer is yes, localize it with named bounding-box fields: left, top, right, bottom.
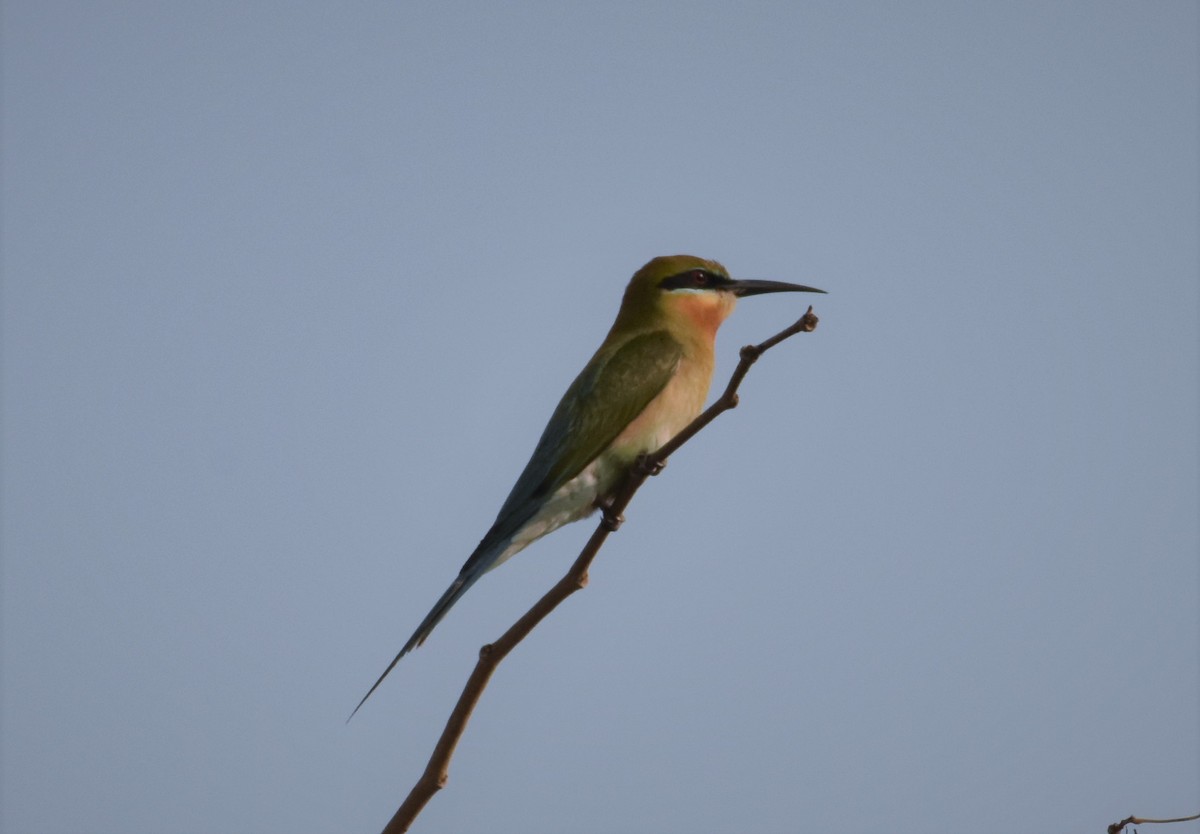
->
left=484, top=328, right=684, bottom=547
left=347, top=330, right=684, bottom=718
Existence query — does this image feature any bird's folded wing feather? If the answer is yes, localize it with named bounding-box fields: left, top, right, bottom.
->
left=461, top=329, right=684, bottom=571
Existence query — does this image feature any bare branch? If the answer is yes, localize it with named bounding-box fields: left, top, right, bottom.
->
left=378, top=306, right=820, bottom=834
left=1108, top=812, right=1200, bottom=834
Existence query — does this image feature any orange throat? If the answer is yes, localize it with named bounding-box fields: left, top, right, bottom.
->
left=668, top=291, right=737, bottom=343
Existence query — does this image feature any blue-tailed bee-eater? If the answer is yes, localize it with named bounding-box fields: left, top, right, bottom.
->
left=353, top=255, right=824, bottom=715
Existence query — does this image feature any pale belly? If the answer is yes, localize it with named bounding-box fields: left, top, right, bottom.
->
left=490, top=455, right=615, bottom=569
left=489, top=352, right=713, bottom=570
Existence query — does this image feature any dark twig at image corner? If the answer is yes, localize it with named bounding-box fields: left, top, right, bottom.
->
left=1107, top=812, right=1200, bottom=834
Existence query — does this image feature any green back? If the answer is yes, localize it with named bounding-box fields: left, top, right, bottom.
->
left=485, top=329, right=683, bottom=547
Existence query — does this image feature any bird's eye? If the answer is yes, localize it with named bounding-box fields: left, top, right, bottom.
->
left=691, top=270, right=708, bottom=286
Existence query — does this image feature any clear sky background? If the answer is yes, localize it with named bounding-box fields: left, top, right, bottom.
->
left=3, top=3, right=1197, bottom=833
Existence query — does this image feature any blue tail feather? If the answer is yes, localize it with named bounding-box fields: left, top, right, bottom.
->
left=348, top=540, right=502, bottom=720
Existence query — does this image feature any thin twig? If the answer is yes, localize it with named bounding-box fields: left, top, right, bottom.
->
left=378, top=306, right=820, bottom=834
left=1108, top=812, right=1200, bottom=834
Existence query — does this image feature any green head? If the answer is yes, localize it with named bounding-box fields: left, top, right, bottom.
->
left=613, top=254, right=825, bottom=338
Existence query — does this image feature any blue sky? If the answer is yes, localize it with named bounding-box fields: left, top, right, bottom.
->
left=3, top=2, right=1197, bottom=833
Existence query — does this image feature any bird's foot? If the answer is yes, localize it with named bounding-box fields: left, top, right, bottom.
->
left=594, top=496, right=624, bottom=531
left=635, top=454, right=666, bottom=477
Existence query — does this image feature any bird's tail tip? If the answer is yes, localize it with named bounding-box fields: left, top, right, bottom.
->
left=346, top=567, right=486, bottom=721
left=346, top=642, right=416, bottom=722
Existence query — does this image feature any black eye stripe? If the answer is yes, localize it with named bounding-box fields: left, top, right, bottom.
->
left=659, top=269, right=731, bottom=291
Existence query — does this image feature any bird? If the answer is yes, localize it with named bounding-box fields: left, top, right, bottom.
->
left=352, top=255, right=824, bottom=717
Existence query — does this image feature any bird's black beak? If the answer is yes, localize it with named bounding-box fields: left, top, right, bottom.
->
left=729, top=279, right=827, bottom=297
